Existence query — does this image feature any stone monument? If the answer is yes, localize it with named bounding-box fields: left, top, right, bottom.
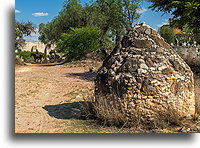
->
left=94, top=23, right=195, bottom=126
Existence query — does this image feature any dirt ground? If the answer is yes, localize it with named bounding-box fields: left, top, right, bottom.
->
left=15, top=63, right=96, bottom=133
left=15, top=62, right=200, bottom=133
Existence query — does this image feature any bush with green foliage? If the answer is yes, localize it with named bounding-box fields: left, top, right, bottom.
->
left=16, top=51, right=46, bottom=62
left=16, top=51, right=33, bottom=62
left=57, top=27, right=103, bottom=60
left=158, top=25, right=175, bottom=44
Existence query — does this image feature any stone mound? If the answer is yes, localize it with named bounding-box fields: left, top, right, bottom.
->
left=94, top=23, right=195, bottom=126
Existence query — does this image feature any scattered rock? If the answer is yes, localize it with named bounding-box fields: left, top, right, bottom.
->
left=179, top=127, right=191, bottom=133
left=179, top=127, right=186, bottom=132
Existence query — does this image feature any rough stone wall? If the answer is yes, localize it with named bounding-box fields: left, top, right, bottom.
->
left=94, top=23, right=195, bottom=125
left=173, top=46, right=200, bottom=66
left=22, top=42, right=56, bottom=53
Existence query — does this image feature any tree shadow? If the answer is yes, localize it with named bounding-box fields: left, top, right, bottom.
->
left=67, top=72, right=97, bottom=81
left=26, top=59, right=69, bottom=67
left=37, top=62, right=66, bottom=67
left=42, top=101, right=94, bottom=120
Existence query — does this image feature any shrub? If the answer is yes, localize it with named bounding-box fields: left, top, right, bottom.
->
left=16, top=51, right=33, bottom=62
left=15, top=51, right=46, bottom=62
left=57, top=27, right=102, bottom=60
left=158, top=25, right=175, bottom=44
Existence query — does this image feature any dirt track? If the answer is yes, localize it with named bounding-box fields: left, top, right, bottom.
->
left=15, top=64, right=95, bottom=133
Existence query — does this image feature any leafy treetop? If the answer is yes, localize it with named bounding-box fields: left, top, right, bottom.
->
left=15, top=21, right=36, bottom=51
left=148, top=0, right=200, bottom=35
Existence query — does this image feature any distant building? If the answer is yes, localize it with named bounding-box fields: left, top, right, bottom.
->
left=22, top=41, right=56, bottom=54
left=173, top=28, right=182, bottom=34
left=169, top=18, right=182, bottom=34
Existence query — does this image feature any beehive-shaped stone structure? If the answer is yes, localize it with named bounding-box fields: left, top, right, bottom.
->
left=94, top=23, right=195, bottom=125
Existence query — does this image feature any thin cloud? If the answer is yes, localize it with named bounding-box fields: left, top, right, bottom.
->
left=32, top=12, right=48, bottom=17
left=137, top=8, right=147, bottom=14
left=157, top=19, right=169, bottom=27
left=162, top=19, right=169, bottom=22
left=15, top=9, right=21, bottom=13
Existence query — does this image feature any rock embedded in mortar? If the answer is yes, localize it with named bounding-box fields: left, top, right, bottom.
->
left=94, top=23, right=195, bottom=126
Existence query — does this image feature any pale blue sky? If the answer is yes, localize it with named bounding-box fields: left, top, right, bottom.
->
left=15, top=0, right=173, bottom=41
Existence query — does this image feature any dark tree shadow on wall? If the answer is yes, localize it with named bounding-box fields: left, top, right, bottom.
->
left=42, top=101, right=95, bottom=120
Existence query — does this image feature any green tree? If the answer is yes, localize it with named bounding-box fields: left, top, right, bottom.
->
left=122, top=0, right=142, bottom=30
left=158, top=25, right=175, bottom=44
left=15, top=21, right=36, bottom=51
left=38, top=0, right=88, bottom=45
left=148, top=0, right=200, bottom=35
left=39, top=0, right=142, bottom=45
left=94, top=0, right=142, bottom=44
left=57, top=27, right=103, bottom=60
left=39, top=0, right=143, bottom=59
left=174, top=25, right=200, bottom=46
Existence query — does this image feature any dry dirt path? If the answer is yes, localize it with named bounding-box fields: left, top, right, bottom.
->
left=15, top=64, right=95, bottom=133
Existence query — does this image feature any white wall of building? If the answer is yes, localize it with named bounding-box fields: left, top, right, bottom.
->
left=22, top=42, right=56, bottom=53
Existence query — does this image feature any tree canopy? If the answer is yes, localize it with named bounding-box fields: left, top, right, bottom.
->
left=15, top=21, right=36, bottom=51
left=148, top=0, right=200, bottom=35
left=158, top=24, right=200, bottom=46
left=39, top=0, right=143, bottom=47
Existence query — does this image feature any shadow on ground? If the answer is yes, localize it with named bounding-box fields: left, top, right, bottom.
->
left=37, top=62, right=66, bottom=67
left=43, top=101, right=94, bottom=120
left=67, top=72, right=97, bottom=81
left=24, top=58, right=68, bottom=67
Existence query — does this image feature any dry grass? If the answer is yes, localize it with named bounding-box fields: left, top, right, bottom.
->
left=15, top=57, right=25, bottom=65
left=85, top=96, right=182, bottom=130
left=83, top=94, right=199, bottom=133
left=87, top=95, right=130, bottom=127
left=64, top=59, right=102, bottom=72
left=79, top=66, right=200, bottom=133
left=194, top=74, right=200, bottom=114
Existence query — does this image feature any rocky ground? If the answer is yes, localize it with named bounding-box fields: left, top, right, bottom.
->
left=15, top=60, right=199, bottom=133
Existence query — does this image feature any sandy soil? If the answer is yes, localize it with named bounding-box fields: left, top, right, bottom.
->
left=15, top=63, right=95, bottom=133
